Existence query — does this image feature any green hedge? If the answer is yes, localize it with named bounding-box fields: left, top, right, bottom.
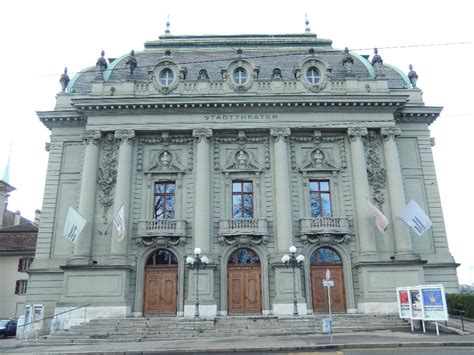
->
left=446, top=293, right=474, bottom=319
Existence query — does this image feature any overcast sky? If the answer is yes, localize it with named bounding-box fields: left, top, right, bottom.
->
left=1, top=0, right=472, bottom=285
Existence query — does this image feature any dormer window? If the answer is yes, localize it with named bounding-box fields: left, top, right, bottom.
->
left=306, top=66, right=320, bottom=85
left=159, top=68, right=174, bottom=86
left=233, top=67, right=247, bottom=85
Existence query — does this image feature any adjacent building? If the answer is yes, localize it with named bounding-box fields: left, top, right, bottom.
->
left=28, top=30, right=458, bottom=333
left=0, top=180, right=38, bottom=318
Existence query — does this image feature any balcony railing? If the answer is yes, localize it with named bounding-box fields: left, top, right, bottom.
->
left=219, top=218, right=268, bottom=236
left=299, top=217, right=349, bottom=235
left=137, top=219, right=187, bottom=237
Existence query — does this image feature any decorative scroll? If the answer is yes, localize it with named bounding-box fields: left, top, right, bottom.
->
left=364, top=130, right=387, bottom=210
left=97, top=133, right=117, bottom=223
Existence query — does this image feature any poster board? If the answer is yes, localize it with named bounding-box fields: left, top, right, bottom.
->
left=396, top=287, right=411, bottom=318
left=421, top=285, right=448, bottom=321
left=396, top=284, right=448, bottom=321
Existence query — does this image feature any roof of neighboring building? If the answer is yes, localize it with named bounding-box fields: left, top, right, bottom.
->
left=0, top=210, right=38, bottom=253
left=1, top=209, right=32, bottom=228
left=68, top=33, right=410, bottom=93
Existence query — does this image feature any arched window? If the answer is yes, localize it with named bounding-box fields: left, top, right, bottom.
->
left=146, top=249, right=178, bottom=266
left=228, top=248, right=260, bottom=265
left=310, top=247, right=342, bottom=265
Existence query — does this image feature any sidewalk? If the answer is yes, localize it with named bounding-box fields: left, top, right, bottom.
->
left=1, top=329, right=474, bottom=354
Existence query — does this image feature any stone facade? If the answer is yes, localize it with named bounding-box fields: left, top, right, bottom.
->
left=28, top=33, right=458, bottom=333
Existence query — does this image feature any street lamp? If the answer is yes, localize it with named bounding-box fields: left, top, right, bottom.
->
left=282, top=245, right=305, bottom=316
left=186, top=247, right=209, bottom=318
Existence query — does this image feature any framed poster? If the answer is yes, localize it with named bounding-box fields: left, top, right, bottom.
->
left=421, top=285, right=448, bottom=321
left=396, top=287, right=411, bottom=318
left=409, top=287, right=424, bottom=319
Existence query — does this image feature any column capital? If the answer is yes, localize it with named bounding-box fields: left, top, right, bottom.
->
left=192, top=128, right=213, bottom=142
left=115, top=129, right=135, bottom=143
left=270, top=128, right=291, bottom=142
left=347, top=127, right=368, bottom=142
left=381, top=126, right=402, bottom=141
left=82, top=130, right=101, bottom=144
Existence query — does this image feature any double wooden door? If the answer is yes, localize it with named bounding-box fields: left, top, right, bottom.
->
left=228, top=265, right=262, bottom=315
left=311, top=265, right=346, bottom=313
left=143, top=266, right=178, bottom=315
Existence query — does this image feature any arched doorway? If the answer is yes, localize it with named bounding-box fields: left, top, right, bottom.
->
left=227, top=248, right=262, bottom=315
left=310, top=247, right=346, bottom=313
left=143, top=249, right=178, bottom=316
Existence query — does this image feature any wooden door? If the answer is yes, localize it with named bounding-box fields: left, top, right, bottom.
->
left=144, top=266, right=178, bottom=315
left=311, top=265, right=346, bottom=313
left=228, top=265, right=262, bottom=315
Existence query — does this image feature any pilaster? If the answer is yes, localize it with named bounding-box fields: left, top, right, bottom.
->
left=70, top=130, right=101, bottom=265
left=347, top=127, right=377, bottom=260
left=381, top=127, right=420, bottom=261
left=109, top=129, right=135, bottom=264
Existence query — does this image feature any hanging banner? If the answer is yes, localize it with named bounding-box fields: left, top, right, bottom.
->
left=421, top=285, right=448, bottom=321
left=396, top=287, right=411, bottom=319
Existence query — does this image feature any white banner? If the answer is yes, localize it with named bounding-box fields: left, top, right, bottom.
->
left=368, top=200, right=389, bottom=233
left=63, top=207, right=87, bottom=244
left=113, top=204, right=126, bottom=242
left=397, top=199, right=432, bottom=236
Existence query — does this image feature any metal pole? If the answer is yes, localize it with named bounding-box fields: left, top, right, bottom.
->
left=328, top=284, right=333, bottom=342
left=292, top=263, right=298, bottom=316
left=195, top=266, right=200, bottom=318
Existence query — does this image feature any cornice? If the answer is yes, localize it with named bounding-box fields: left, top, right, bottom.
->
left=71, top=95, right=409, bottom=115
left=37, top=110, right=87, bottom=130
left=395, top=106, right=443, bottom=125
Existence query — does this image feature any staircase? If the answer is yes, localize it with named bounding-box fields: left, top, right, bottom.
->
left=29, top=314, right=410, bottom=345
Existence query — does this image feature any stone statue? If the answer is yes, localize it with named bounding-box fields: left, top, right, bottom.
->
left=59, top=67, right=70, bottom=92
left=96, top=50, right=108, bottom=78
left=371, top=48, right=383, bottom=77
left=125, top=50, right=138, bottom=77
left=342, top=47, right=354, bottom=75
left=408, top=64, right=418, bottom=88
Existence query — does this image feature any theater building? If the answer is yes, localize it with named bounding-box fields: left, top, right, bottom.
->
left=28, top=30, right=458, bottom=332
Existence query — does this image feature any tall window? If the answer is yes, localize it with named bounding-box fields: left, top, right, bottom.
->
left=15, top=280, right=28, bottom=295
left=310, top=180, right=332, bottom=217
left=18, top=257, right=34, bottom=272
left=154, top=181, right=175, bottom=220
left=232, top=180, right=253, bottom=219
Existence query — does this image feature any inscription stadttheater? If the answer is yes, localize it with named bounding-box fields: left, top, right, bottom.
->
left=204, top=114, right=278, bottom=121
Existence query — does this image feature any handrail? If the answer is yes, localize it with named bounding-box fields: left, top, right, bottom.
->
left=17, top=303, right=91, bottom=329
left=446, top=307, right=465, bottom=332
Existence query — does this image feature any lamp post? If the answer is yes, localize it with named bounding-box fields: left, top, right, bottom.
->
left=282, top=245, right=305, bottom=316
left=186, top=247, right=209, bottom=318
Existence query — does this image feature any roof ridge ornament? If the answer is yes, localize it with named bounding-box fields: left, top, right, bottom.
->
left=165, top=15, right=170, bottom=35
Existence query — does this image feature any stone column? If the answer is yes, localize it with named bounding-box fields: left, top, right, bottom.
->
left=70, top=130, right=101, bottom=265
left=109, top=129, right=135, bottom=264
left=348, top=127, right=377, bottom=260
left=270, top=128, right=293, bottom=252
left=192, top=128, right=213, bottom=254
left=381, top=127, right=420, bottom=261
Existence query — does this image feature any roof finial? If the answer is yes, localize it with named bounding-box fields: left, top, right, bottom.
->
left=305, top=14, right=310, bottom=33
left=165, top=15, right=170, bottom=35
left=2, top=143, right=12, bottom=183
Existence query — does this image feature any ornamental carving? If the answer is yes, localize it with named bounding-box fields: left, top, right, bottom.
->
left=82, top=130, right=101, bottom=144
left=299, top=148, right=339, bottom=173
left=299, top=233, right=351, bottom=245
left=221, top=148, right=262, bottom=173
left=145, top=150, right=186, bottom=174
left=135, top=235, right=186, bottom=248
left=347, top=127, right=368, bottom=142
left=192, top=128, right=213, bottom=142
left=218, top=235, right=268, bottom=246
left=270, top=128, right=291, bottom=142
left=97, top=133, right=117, bottom=223
left=364, top=130, right=387, bottom=210
left=114, top=129, right=135, bottom=143
left=381, top=126, right=401, bottom=141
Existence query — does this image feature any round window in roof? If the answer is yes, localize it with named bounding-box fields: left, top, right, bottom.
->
left=306, top=66, right=320, bottom=85
left=159, top=68, right=174, bottom=86
left=233, top=67, right=247, bottom=85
